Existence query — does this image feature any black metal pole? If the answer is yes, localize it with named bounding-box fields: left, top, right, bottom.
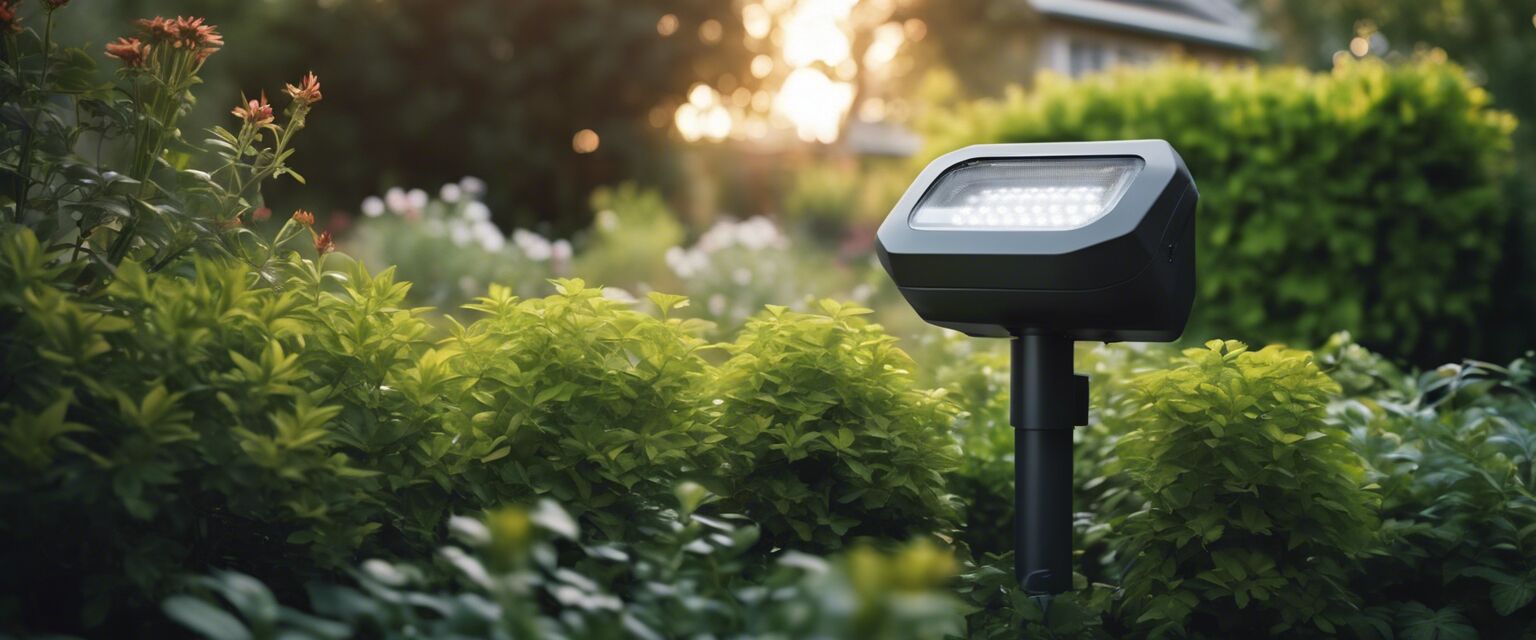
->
left=1010, top=333, right=1087, bottom=595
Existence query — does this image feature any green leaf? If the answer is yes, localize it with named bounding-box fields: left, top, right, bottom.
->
left=163, top=596, right=252, bottom=640
left=1492, top=578, right=1536, bottom=616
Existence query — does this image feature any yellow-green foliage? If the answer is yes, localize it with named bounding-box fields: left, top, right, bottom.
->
left=0, top=229, right=960, bottom=631
left=1114, top=340, right=1379, bottom=637
left=440, top=280, right=713, bottom=539
left=706, top=300, right=962, bottom=551
left=925, top=59, right=1516, bottom=362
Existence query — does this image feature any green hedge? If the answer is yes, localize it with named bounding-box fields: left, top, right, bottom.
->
left=923, top=59, right=1518, bottom=364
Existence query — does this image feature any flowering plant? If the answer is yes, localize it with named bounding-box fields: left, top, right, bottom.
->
left=665, top=215, right=872, bottom=336
left=1, top=6, right=321, bottom=286
left=342, top=178, right=570, bottom=308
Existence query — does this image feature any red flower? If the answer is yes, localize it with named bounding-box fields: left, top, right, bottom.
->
left=173, top=16, right=223, bottom=60
left=136, top=15, right=221, bottom=61
left=231, top=93, right=274, bottom=126
left=251, top=207, right=272, bottom=222
left=135, top=17, right=177, bottom=42
left=313, top=230, right=336, bottom=254
left=284, top=71, right=323, bottom=106
left=291, top=210, right=316, bottom=227
left=105, top=37, right=151, bottom=68
left=0, top=1, right=20, bottom=34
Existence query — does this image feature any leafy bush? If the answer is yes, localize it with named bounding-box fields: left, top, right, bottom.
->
left=167, top=492, right=966, bottom=640
left=1337, top=354, right=1536, bottom=636
left=924, top=59, right=1519, bottom=364
left=938, top=338, right=1172, bottom=568
left=0, top=228, right=434, bottom=630
left=1114, top=340, right=1379, bottom=637
left=435, top=279, right=714, bottom=540
left=706, top=301, right=962, bottom=551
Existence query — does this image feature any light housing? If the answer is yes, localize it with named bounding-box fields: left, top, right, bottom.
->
left=876, top=139, right=1197, bottom=342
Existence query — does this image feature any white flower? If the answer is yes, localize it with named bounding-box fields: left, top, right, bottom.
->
left=665, top=246, right=709, bottom=278
left=697, top=219, right=735, bottom=253
left=849, top=283, right=873, bottom=302
left=385, top=187, right=409, bottom=215
left=602, top=287, right=637, bottom=303
left=513, top=229, right=552, bottom=261
left=459, top=176, right=487, bottom=196
left=708, top=294, right=727, bottom=317
left=737, top=216, right=783, bottom=250
left=551, top=239, right=573, bottom=262
left=665, top=246, right=687, bottom=274
left=474, top=220, right=505, bottom=251
left=464, top=201, right=491, bottom=223
left=449, top=222, right=474, bottom=246
left=732, top=267, right=752, bottom=286
left=361, top=196, right=385, bottom=217
left=407, top=188, right=429, bottom=211
left=440, top=182, right=463, bottom=204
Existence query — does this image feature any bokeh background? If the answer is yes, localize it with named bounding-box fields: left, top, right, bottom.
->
left=60, top=0, right=1536, bottom=367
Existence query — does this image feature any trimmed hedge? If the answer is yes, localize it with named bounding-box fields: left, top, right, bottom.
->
left=923, top=59, right=1518, bottom=364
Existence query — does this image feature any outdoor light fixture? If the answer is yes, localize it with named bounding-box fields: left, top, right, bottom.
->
left=875, top=140, right=1197, bottom=595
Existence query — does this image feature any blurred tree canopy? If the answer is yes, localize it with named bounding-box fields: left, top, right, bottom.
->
left=72, top=0, right=754, bottom=230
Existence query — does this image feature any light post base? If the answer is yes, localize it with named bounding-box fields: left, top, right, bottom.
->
left=1010, top=334, right=1089, bottom=595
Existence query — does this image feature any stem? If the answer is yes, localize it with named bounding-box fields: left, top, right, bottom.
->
left=12, top=9, right=55, bottom=221
left=109, top=51, right=194, bottom=265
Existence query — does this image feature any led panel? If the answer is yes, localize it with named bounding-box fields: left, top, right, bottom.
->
left=909, top=157, right=1144, bottom=231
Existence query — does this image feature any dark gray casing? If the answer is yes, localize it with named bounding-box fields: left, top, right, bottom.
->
left=875, top=140, right=1197, bottom=341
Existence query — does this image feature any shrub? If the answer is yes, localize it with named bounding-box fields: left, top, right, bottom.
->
left=1114, top=340, right=1379, bottom=637
left=0, top=228, right=434, bottom=631
left=435, top=279, right=714, bottom=540
left=957, top=557, right=1122, bottom=640
left=1337, top=355, right=1536, bottom=635
left=707, top=300, right=962, bottom=551
left=924, top=59, right=1518, bottom=364
left=938, top=338, right=1172, bottom=566
left=936, top=339, right=1014, bottom=557
left=167, top=492, right=967, bottom=640
left=0, top=225, right=708, bottom=630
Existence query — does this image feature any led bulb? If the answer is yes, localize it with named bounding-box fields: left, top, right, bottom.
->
left=909, top=157, right=1144, bottom=231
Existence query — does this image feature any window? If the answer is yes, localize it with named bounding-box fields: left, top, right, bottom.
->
left=1068, top=39, right=1109, bottom=77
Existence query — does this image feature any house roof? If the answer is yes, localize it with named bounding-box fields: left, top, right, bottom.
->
left=1028, top=0, right=1265, bottom=52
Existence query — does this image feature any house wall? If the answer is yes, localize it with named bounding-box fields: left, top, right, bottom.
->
left=1035, top=18, right=1254, bottom=78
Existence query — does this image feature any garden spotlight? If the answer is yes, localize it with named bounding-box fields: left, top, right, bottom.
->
left=875, top=140, right=1197, bottom=595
